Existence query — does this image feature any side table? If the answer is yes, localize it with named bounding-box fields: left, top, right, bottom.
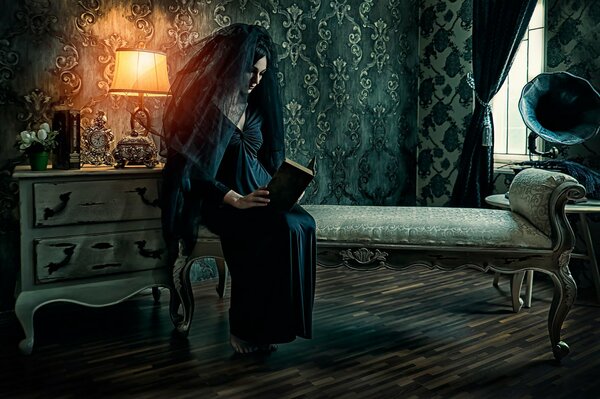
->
left=486, top=194, right=600, bottom=303
left=13, top=165, right=175, bottom=354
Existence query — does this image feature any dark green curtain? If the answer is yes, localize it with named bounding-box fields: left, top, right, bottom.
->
left=450, top=0, right=537, bottom=207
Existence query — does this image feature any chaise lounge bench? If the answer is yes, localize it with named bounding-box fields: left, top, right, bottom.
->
left=170, top=168, right=584, bottom=361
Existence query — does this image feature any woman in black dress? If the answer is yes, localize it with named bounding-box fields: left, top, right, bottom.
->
left=161, top=23, right=316, bottom=354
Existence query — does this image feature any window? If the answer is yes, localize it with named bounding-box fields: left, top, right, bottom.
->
left=492, top=0, right=545, bottom=163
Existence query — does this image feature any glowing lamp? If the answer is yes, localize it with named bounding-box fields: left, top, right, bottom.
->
left=109, top=48, right=170, bottom=168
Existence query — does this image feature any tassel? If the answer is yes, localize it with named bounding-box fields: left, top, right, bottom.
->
left=467, top=72, right=494, bottom=147
left=482, top=105, right=492, bottom=147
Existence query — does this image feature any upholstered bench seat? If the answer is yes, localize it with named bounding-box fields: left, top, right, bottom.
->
left=170, top=168, right=585, bottom=362
left=196, top=206, right=552, bottom=249
left=304, top=205, right=552, bottom=249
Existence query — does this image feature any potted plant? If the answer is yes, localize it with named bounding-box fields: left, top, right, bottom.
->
left=16, top=123, right=59, bottom=171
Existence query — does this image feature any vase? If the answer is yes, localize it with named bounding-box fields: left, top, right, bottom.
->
left=29, top=151, right=49, bottom=171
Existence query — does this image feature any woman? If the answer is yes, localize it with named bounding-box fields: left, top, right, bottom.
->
left=161, top=23, right=316, bottom=354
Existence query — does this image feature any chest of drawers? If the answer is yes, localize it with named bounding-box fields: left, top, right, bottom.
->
left=13, top=166, right=173, bottom=354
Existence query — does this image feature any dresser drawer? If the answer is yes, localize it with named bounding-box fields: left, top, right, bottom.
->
left=33, top=178, right=161, bottom=226
left=34, top=229, right=167, bottom=283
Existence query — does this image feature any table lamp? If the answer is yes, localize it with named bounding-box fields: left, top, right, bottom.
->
left=109, top=48, right=170, bottom=168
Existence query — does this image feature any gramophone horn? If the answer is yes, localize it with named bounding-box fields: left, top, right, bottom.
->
left=518, top=71, right=600, bottom=145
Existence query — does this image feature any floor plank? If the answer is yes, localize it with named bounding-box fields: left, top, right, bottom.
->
left=1, top=267, right=599, bottom=398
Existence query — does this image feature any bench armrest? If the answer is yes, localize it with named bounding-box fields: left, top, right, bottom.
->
left=509, top=168, right=585, bottom=249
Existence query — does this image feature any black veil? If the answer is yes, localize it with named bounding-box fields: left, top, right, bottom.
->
left=161, top=23, right=285, bottom=255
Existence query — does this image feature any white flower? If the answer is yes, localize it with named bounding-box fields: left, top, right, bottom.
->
left=16, top=125, right=58, bottom=153
left=20, top=130, right=34, bottom=144
left=37, top=129, right=48, bottom=141
left=39, top=122, right=51, bottom=133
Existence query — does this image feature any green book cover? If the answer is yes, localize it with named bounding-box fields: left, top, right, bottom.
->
left=267, top=158, right=315, bottom=211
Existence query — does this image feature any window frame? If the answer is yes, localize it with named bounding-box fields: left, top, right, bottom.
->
left=492, top=0, right=546, bottom=167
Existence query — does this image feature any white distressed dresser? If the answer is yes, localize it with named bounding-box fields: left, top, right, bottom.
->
left=12, top=165, right=173, bottom=354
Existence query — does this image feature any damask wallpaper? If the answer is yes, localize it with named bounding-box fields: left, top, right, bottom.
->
left=417, top=0, right=473, bottom=206
left=1, top=0, right=598, bottom=308
left=546, top=0, right=600, bottom=167
left=546, top=0, right=600, bottom=293
left=416, top=0, right=600, bottom=205
left=490, top=0, right=600, bottom=195
left=0, top=0, right=418, bottom=309
left=0, top=0, right=418, bottom=206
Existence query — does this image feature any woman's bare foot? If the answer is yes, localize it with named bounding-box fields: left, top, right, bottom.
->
left=230, top=335, right=279, bottom=354
left=230, top=334, right=259, bottom=354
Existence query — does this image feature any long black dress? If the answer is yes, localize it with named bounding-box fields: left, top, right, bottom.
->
left=200, top=104, right=316, bottom=345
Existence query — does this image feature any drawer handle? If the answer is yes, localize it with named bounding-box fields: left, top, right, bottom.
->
left=43, top=192, right=72, bottom=220
left=45, top=243, right=76, bottom=274
left=135, top=187, right=160, bottom=208
left=135, top=240, right=163, bottom=259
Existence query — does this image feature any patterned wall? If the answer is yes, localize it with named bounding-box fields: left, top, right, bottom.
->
left=546, top=0, right=600, bottom=167
left=417, top=0, right=473, bottom=206
left=416, top=0, right=600, bottom=205
left=2, top=0, right=597, bottom=307
left=546, top=0, right=600, bottom=293
left=0, top=0, right=419, bottom=309
left=490, top=0, right=600, bottom=195
left=0, top=0, right=419, bottom=206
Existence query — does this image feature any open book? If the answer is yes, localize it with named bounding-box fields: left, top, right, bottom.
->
left=267, top=157, right=316, bottom=211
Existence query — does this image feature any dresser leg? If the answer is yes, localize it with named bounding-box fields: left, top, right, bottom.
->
left=14, top=293, right=36, bottom=355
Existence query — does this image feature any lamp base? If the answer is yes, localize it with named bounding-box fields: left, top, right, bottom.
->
left=113, top=133, right=158, bottom=168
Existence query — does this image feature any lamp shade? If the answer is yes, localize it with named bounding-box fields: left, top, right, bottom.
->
left=109, top=48, right=170, bottom=96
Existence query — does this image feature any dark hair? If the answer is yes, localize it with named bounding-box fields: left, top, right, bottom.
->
left=163, top=22, right=283, bottom=171
left=253, top=35, right=271, bottom=65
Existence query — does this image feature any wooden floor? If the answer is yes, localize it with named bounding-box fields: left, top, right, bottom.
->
left=1, top=267, right=599, bottom=398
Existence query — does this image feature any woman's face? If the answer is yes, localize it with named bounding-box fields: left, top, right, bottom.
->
left=248, top=56, right=267, bottom=93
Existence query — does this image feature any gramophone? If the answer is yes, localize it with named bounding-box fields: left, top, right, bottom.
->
left=519, top=71, right=600, bottom=158
left=517, top=71, right=600, bottom=198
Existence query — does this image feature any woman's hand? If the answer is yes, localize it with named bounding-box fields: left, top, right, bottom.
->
left=224, top=188, right=270, bottom=209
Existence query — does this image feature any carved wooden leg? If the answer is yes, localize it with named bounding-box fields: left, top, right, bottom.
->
left=510, top=271, right=525, bottom=313
left=168, top=287, right=182, bottom=325
left=548, top=266, right=577, bottom=361
left=215, top=258, right=228, bottom=298
left=172, top=254, right=195, bottom=336
left=14, top=293, right=36, bottom=355
left=492, top=272, right=500, bottom=287
left=151, top=287, right=161, bottom=303
left=524, top=270, right=534, bottom=308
